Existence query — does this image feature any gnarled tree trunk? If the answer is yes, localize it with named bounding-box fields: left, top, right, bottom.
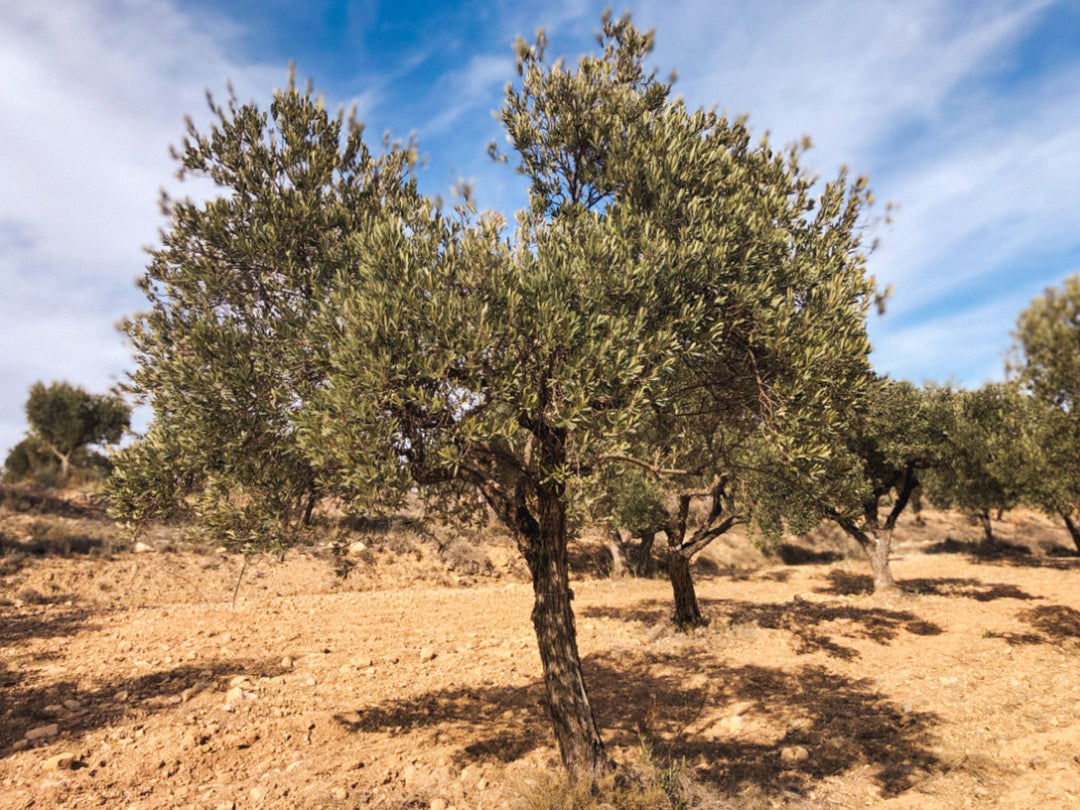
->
left=522, top=487, right=608, bottom=782
left=1061, top=512, right=1080, bottom=554
left=666, top=549, right=704, bottom=627
left=836, top=516, right=901, bottom=594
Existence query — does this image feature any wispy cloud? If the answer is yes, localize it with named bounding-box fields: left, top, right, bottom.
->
left=0, top=0, right=280, bottom=451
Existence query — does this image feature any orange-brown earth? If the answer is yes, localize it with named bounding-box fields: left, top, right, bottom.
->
left=2, top=491, right=1079, bottom=809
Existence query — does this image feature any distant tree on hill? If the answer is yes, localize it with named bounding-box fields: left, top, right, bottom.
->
left=4, top=381, right=129, bottom=483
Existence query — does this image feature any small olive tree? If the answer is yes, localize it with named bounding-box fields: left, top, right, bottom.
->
left=6, top=381, right=129, bottom=482
left=813, top=381, right=950, bottom=593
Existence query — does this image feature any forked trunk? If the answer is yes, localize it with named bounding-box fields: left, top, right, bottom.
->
left=978, top=512, right=996, bottom=545
left=667, top=550, right=705, bottom=627
left=864, top=528, right=900, bottom=593
left=524, top=491, right=608, bottom=782
left=1061, top=512, right=1080, bottom=554
left=837, top=517, right=900, bottom=594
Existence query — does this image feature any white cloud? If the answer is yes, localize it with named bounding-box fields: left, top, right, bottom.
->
left=0, top=0, right=281, bottom=453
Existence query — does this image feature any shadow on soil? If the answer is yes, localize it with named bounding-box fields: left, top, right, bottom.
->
left=1000, top=604, right=1080, bottom=648
left=0, top=656, right=289, bottom=758
left=581, top=597, right=941, bottom=661
left=923, top=536, right=1080, bottom=570
left=0, top=603, right=101, bottom=645
left=814, top=570, right=1041, bottom=602
left=335, top=648, right=942, bottom=801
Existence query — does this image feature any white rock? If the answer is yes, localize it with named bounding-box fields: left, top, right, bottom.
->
left=41, top=753, right=76, bottom=771
left=133, top=541, right=153, bottom=554
left=780, top=745, right=809, bottom=763
left=419, top=647, right=436, bottom=663
left=25, top=724, right=60, bottom=741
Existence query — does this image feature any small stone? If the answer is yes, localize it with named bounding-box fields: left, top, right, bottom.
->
left=249, top=786, right=266, bottom=801
left=331, top=787, right=348, bottom=801
left=363, top=666, right=376, bottom=677
left=181, top=682, right=210, bottom=702
left=348, top=541, right=367, bottom=554
left=133, top=541, right=153, bottom=554
left=229, top=675, right=249, bottom=687
left=780, top=745, right=809, bottom=763
left=43, top=704, right=64, bottom=715
left=280, top=656, right=293, bottom=669
left=304, top=677, right=316, bottom=687
left=420, top=647, right=436, bottom=663
left=429, top=800, right=449, bottom=810
left=25, top=724, right=60, bottom=742
left=41, top=753, right=77, bottom=771
left=225, top=686, right=256, bottom=705
left=62, top=699, right=82, bottom=711
left=352, top=656, right=373, bottom=669
left=114, top=690, right=129, bottom=703
left=12, top=740, right=29, bottom=752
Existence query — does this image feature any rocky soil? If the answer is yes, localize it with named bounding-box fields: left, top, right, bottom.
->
left=1, top=491, right=1079, bottom=809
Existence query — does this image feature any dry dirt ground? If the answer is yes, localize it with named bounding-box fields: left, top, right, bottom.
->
left=2, top=491, right=1080, bottom=809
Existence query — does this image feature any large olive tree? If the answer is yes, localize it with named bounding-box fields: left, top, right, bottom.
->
left=114, top=15, right=877, bottom=783
left=303, top=15, right=876, bottom=778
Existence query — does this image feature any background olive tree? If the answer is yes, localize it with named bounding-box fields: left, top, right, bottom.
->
left=1011, top=275, right=1080, bottom=551
left=108, top=76, right=421, bottom=550
left=4, top=381, right=129, bottom=484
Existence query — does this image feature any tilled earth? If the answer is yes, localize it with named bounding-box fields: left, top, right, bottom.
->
left=2, top=501, right=1080, bottom=809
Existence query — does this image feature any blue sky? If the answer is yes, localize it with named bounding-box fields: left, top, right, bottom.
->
left=1, top=0, right=1079, bottom=456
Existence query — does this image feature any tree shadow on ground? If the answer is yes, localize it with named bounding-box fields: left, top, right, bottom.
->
left=776, top=544, right=844, bottom=565
left=588, top=651, right=943, bottom=800
left=333, top=681, right=551, bottom=765
left=814, top=570, right=1041, bottom=602
left=580, top=597, right=941, bottom=661
left=0, top=604, right=100, bottom=645
left=0, top=656, right=289, bottom=758
left=1001, top=604, right=1080, bottom=648
left=0, top=485, right=105, bottom=520
left=333, top=647, right=942, bottom=801
left=920, top=537, right=1080, bottom=570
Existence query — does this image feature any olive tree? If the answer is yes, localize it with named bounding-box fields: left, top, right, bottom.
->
left=9, top=381, right=130, bottom=481
left=302, top=15, right=876, bottom=778
left=923, top=384, right=1040, bottom=543
left=813, top=381, right=949, bottom=593
left=1011, top=275, right=1080, bottom=550
left=114, top=15, right=877, bottom=783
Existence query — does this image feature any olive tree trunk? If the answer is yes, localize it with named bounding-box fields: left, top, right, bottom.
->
left=836, top=516, right=900, bottom=594
left=522, top=488, right=608, bottom=782
left=1061, top=512, right=1080, bottom=554
left=666, top=550, right=704, bottom=627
